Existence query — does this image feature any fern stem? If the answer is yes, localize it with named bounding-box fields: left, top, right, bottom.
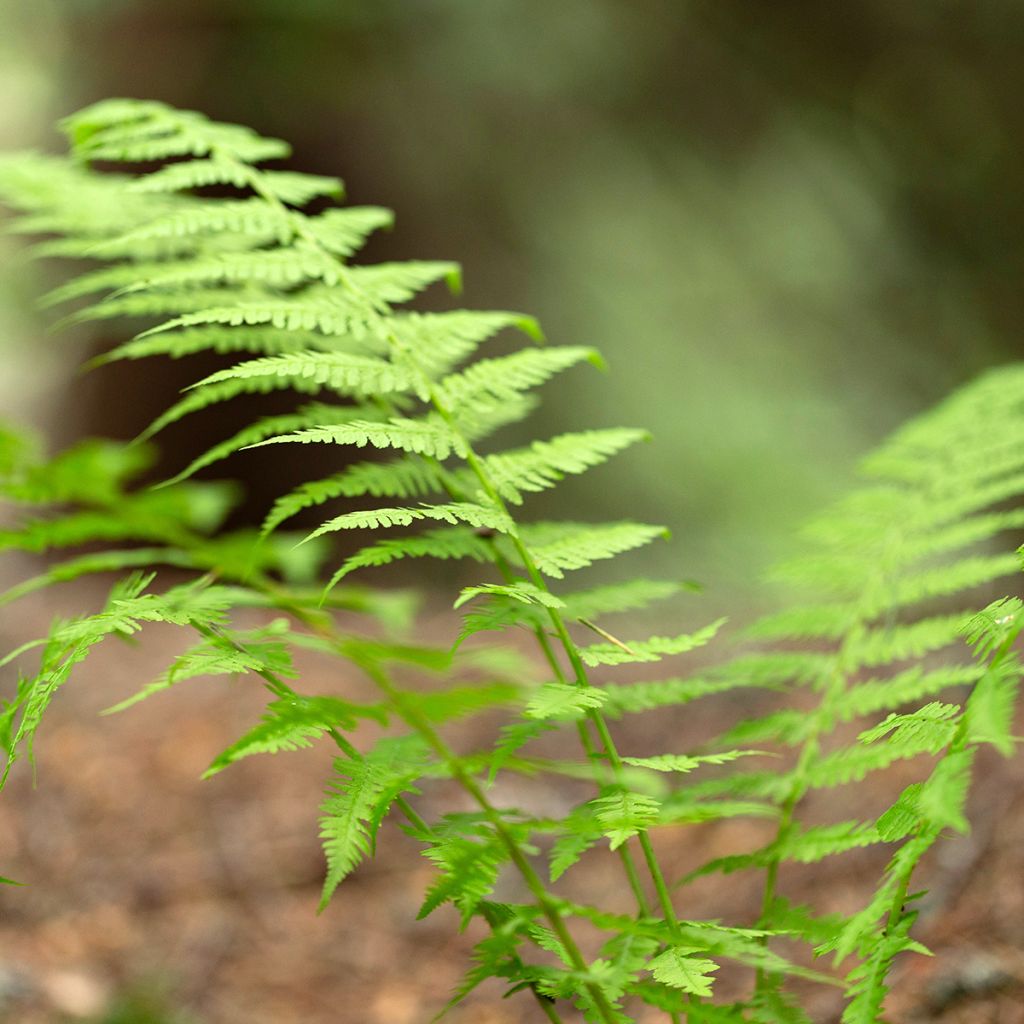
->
left=193, top=616, right=570, bottom=1024
left=753, top=656, right=846, bottom=997
left=466, top=528, right=656, bottom=919
left=352, top=651, right=621, bottom=1024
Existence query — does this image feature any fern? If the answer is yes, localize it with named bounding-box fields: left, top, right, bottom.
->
left=1, top=98, right=1022, bottom=1024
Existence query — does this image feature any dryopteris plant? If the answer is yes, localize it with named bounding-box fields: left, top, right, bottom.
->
left=0, top=99, right=1021, bottom=1023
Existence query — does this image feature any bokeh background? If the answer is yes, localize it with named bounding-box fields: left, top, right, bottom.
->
left=3, top=3, right=1024, bottom=1023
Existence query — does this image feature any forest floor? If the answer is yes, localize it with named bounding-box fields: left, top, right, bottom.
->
left=2, top=578, right=1024, bottom=1024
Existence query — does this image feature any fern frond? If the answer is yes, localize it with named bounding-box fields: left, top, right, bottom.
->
left=325, top=527, right=496, bottom=590
left=0, top=548, right=196, bottom=607
left=156, top=404, right=364, bottom=487
left=262, top=456, right=450, bottom=535
left=601, top=676, right=775, bottom=718
left=204, top=694, right=388, bottom=778
left=118, top=248, right=347, bottom=292
left=591, top=791, right=662, bottom=850
left=839, top=663, right=983, bottom=721
left=646, top=949, right=719, bottom=998
left=190, top=350, right=420, bottom=399
left=560, top=578, right=687, bottom=621
left=248, top=415, right=467, bottom=460
left=579, top=619, right=725, bottom=667
left=521, top=522, right=670, bottom=579
left=133, top=294, right=374, bottom=340
left=63, top=99, right=291, bottom=164
left=401, top=682, right=522, bottom=725
left=418, top=832, right=510, bottom=930
left=104, top=627, right=295, bottom=714
left=93, top=326, right=318, bottom=366
left=525, top=683, right=609, bottom=721
left=439, top=346, right=602, bottom=407
left=319, top=736, right=430, bottom=910
left=857, top=701, right=960, bottom=753
left=302, top=206, right=396, bottom=256
left=61, top=287, right=246, bottom=329
left=395, top=310, right=542, bottom=378
left=965, top=657, right=1021, bottom=756
left=454, top=581, right=565, bottom=611
left=549, top=810, right=603, bottom=881
left=129, top=157, right=343, bottom=206
left=304, top=501, right=513, bottom=541
left=620, top=751, right=763, bottom=774
left=455, top=392, right=541, bottom=443
left=484, top=428, right=649, bottom=504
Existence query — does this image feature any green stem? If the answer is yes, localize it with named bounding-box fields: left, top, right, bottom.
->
left=356, top=653, right=620, bottom=1024
left=193, top=618, right=569, bottom=1024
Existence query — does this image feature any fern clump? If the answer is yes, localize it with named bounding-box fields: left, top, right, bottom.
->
left=0, top=99, right=1021, bottom=1023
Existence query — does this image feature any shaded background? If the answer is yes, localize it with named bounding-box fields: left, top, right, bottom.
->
left=3, top=3, right=1024, bottom=1022
left=4, top=0, right=1023, bottom=599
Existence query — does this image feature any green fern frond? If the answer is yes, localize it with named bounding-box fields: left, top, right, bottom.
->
left=454, top=581, right=565, bottom=611
left=646, top=949, right=719, bottom=998
left=525, top=682, right=609, bottom=721
left=302, top=206, right=396, bottom=256
left=94, top=326, right=317, bottom=367
left=395, top=310, right=542, bottom=378
left=591, top=791, right=662, bottom=850
left=549, top=811, right=603, bottom=881
left=157, top=405, right=363, bottom=487
left=520, top=522, right=670, bottom=579
left=325, top=527, right=497, bottom=590
left=304, top=501, right=512, bottom=541
left=262, top=456, right=450, bottom=535
left=839, top=663, right=984, bottom=721
left=63, top=98, right=291, bottom=164
left=578, top=619, right=725, bottom=667
left=965, top=657, right=1020, bottom=756
left=483, top=428, right=649, bottom=503
left=131, top=293, right=376, bottom=340
left=129, top=157, right=343, bottom=205
left=418, top=832, right=510, bottom=930
left=560, top=578, right=688, bottom=621
left=104, top=627, right=295, bottom=714
left=620, top=751, right=763, bottom=774
left=439, top=346, right=602, bottom=407
left=319, top=736, right=430, bottom=910
left=203, top=694, right=387, bottom=778
left=0, top=548, right=196, bottom=608
left=190, top=350, right=420, bottom=399
left=857, top=701, right=960, bottom=753
left=601, top=676, right=774, bottom=718
left=248, top=415, right=467, bottom=460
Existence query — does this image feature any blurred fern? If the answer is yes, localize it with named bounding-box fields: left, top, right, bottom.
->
left=0, top=99, right=1021, bottom=1023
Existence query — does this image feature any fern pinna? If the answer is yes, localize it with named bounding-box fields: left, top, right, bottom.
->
left=0, top=100, right=1021, bottom=1023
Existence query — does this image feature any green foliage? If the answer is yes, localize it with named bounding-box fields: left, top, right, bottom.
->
left=0, top=98, right=1021, bottom=1024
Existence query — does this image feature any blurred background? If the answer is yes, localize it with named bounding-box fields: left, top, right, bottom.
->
left=3, top=2, right=1024, bottom=1022
left=4, top=0, right=1023, bottom=601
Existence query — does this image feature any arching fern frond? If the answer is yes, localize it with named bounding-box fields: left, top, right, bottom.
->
left=522, top=522, right=671, bottom=578
left=303, top=501, right=513, bottom=541
left=484, top=428, right=650, bottom=504
left=262, top=456, right=452, bottom=535
left=249, top=415, right=467, bottom=460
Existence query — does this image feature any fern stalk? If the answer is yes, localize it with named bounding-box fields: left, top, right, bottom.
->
left=353, top=649, right=621, bottom=1024
left=194, top=615, right=571, bottom=1024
